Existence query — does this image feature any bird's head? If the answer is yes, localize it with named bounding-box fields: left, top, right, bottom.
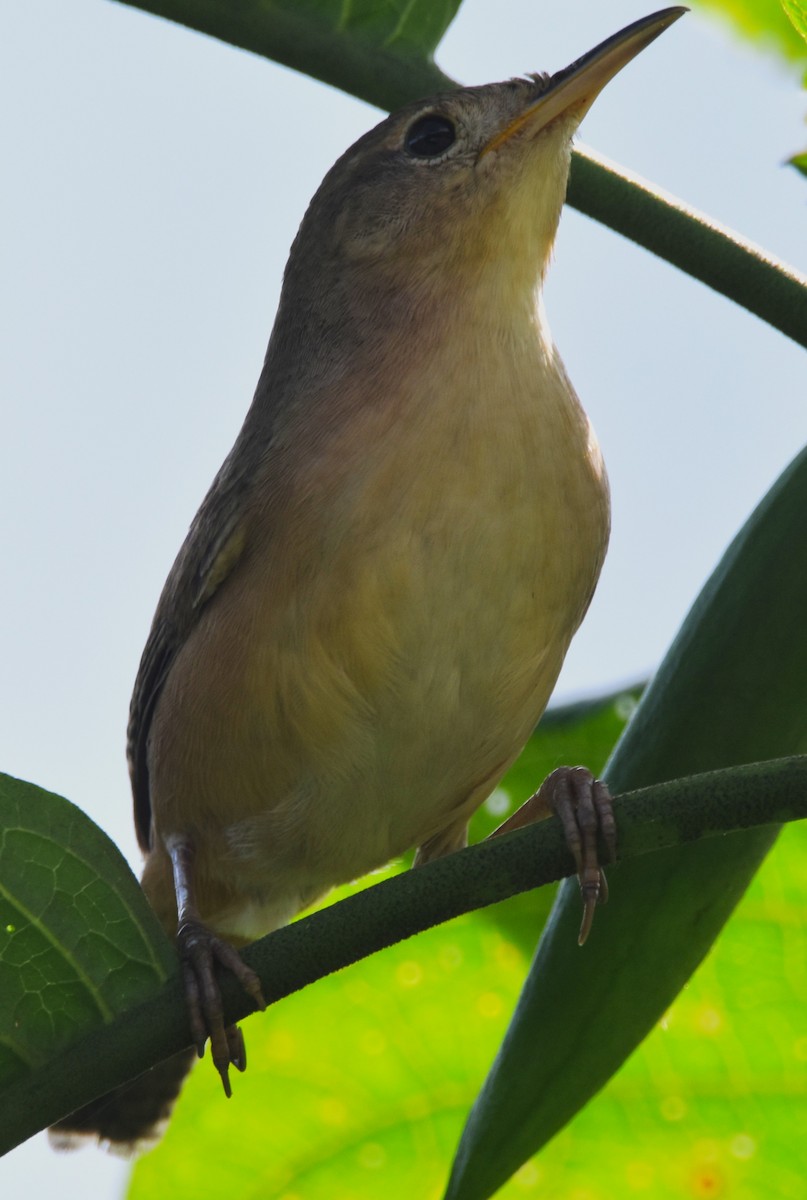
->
left=285, top=8, right=684, bottom=310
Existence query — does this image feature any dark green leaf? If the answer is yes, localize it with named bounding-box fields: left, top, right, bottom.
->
left=0, top=773, right=175, bottom=1088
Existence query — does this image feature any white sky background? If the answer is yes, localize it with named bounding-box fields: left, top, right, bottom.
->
left=1, top=0, right=805, bottom=1195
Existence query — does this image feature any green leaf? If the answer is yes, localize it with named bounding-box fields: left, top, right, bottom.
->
left=782, top=0, right=807, bottom=42
left=489, top=817, right=807, bottom=1198
left=789, top=150, right=807, bottom=174
left=0, top=773, right=175, bottom=1088
left=445, top=442, right=807, bottom=1200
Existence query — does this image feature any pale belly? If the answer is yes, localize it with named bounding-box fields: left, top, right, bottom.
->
left=147, top=353, right=610, bottom=939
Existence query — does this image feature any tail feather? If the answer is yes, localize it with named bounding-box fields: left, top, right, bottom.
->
left=48, top=1047, right=195, bottom=1157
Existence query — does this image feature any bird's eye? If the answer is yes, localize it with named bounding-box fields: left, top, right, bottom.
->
left=404, top=114, right=456, bottom=158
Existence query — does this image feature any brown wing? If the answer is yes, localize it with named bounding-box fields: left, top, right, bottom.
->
left=127, top=615, right=179, bottom=852
left=127, top=488, right=251, bottom=853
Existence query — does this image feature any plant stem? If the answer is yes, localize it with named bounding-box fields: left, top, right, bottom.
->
left=570, top=145, right=807, bottom=349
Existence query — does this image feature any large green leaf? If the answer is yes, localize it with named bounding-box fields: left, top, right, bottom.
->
left=445, top=444, right=807, bottom=1199
left=0, top=773, right=175, bottom=1088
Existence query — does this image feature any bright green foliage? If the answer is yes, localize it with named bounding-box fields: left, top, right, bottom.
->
left=126, top=811, right=807, bottom=1199
left=783, top=0, right=807, bottom=42
left=0, top=774, right=175, bottom=1087
left=781, top=0, right=807, bottom=170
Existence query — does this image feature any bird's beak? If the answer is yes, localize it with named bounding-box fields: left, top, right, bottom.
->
left=482, top=7, right=686, bottom=157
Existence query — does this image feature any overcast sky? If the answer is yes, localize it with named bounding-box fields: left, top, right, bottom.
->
left=1, top=0, right=805, bottom=1195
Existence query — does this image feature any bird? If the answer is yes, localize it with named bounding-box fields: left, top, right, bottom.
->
left=49, top=6, right=684, bottom=1154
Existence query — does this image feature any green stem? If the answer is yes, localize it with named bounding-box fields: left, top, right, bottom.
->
left=570, top=145, right=807, bottom=349
left=4, top=755, right=806, bottom=1155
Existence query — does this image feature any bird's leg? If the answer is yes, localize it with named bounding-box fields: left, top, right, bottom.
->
left=167, top=837, right=266, bottom=1097
left=489, top=766, right=616, bottom=944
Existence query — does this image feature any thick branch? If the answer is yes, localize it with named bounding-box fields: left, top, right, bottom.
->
left=3, top=755, right=806, bottom=1154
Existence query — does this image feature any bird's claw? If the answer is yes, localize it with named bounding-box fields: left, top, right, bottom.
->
left=537, top=765, right=616, bottom=944
left=177, top=920, right=266, bottom=1096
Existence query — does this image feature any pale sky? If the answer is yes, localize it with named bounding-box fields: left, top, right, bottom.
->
left=1, top=0, right=805, bottom=1196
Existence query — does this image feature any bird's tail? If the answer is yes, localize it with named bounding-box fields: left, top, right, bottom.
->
left=48, top=1046, right=195, bottom=1157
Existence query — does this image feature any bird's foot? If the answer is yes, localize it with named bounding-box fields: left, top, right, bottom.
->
left=176, top=919, right=266, bottom=1097
left=490, top=765, right=615, bottom=944
left=537, top=766, right=616, bottom=943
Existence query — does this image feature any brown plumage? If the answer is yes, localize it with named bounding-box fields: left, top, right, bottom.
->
left=50, top=8, right=683, bottom=1153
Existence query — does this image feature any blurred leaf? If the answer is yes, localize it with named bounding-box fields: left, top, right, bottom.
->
left=789, top=150, right=807, bottom=173
left=0, top=773, right=175, bottom=1088
left=783, top=0, right=807, bottom=41
left=692, top=0, right=806, bottom=61
left=128, top=913, right=530, bottom=1200
left=446, top=443, right=807, bottom=1199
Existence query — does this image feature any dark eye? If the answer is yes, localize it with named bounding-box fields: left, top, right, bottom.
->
left=404, top=114, right=456, bottom=158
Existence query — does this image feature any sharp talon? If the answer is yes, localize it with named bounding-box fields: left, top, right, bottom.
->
left=218, top=1065, right=233, bottom=1099
left=227, top=1025, right=247, bottom=1073
left=175, top=914, right=265, bottom=1092
left=578, top=898, right=597, bottom=946
left=541, top=765, right=616, bottom=944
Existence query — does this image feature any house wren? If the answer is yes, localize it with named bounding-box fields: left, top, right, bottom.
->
left=51, top=6, right=684, bottom=1153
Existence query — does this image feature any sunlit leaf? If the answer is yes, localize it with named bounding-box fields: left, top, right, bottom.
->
left=782, top=0, right=807, bottom=43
